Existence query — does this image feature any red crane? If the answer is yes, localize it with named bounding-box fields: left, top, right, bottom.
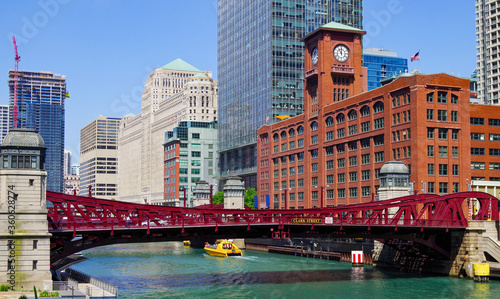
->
left=12, top=36, right=20, bottom=128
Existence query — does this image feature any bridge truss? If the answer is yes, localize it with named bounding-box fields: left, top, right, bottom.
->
left=47, top=191, right=498, bottom=263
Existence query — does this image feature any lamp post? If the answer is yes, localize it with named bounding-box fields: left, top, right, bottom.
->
left=183, top=187, right=187, bottom=208
left=210, top=184, right=213, bottom=209
left=315, top=185, right=329, bottom=208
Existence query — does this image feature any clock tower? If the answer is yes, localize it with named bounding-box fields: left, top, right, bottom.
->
left=302, top=22, right=367, bottom=119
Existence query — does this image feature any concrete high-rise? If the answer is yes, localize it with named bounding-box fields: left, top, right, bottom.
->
left=476, top=0, right=500, bottom=104
left=217, top=0, right=363, bottom=188
left=63, top=149, right=71, bottom=176
left=0, top=105, right=8, bottom=145
left=118, top=59, right=217, bottom=204
left=8, top=70, right=67, bottom=192
left=80, top=115, right=120, bottom=199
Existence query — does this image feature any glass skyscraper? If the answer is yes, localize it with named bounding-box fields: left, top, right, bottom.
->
left=363, top=48, right=407, bottom=91
left=218, top=0, right=362, bottom=187
left=8, top=70, right=67, bottom=192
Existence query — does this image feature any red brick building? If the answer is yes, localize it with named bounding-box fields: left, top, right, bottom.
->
left=256, top=22, right=500, bottom=209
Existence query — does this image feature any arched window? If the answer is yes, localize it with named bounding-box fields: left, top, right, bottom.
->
left=297, top=125, right=304, bottom=135
left=273, top=133, right=279, bottom=142
left=310, top=121, right=318, bottom=131
left=281, top=131, right=287, bottom=140
left=373, top=101, right=384, bottom=113
left=360, top=105, right=370, bottom=117
left=336, top=113, right=345, bottom=124
left=289, top=128, right=295, bottom=137
left=325, top=116, right=334, bottom=127
left=348, top=109, right=357, bottom=121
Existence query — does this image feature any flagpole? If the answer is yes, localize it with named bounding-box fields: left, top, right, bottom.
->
left=419, top=49, right=421, bottom=73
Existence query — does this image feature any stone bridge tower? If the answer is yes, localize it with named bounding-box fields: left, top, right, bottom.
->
left=0, top=129, right=52, bottom=291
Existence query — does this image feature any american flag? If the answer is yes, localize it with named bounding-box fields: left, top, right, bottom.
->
left=411, top=51, right=420, bottom=62
left=266, top=115, right=270, bottom=123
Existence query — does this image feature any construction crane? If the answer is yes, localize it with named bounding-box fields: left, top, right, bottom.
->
left=12, top=35, right=20, bottom=128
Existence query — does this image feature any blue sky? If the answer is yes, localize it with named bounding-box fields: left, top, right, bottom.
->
left=0, top=0, right=475, bottom=163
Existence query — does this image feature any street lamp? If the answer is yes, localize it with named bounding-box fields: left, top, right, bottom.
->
left=280, top=188, right=290, bottom=209
left=183, top=188, right=187, bottom=208
left=315, top=185, right=330, bottom=208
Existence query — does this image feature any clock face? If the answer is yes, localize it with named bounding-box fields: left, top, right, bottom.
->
left=311, top=48, right=318, bottom=65
left=333, top=44, right=349, bottom=63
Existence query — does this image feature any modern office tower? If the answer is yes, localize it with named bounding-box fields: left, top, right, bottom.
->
left=118, top=59, right=217, bottom=204
left=217, top=0, right=363, bottom=188
left=163, top=121, right=218, bottom=206
left=80, top=115, right=120, bottom=199
left=63, top=149, right=71, bottom=176
left=363, top=48, right=408, bottom=91
left=71, top=164, right=80, bottom=175
left=8, top=70, right=67, bottom=192
left=475, top=0, right=500, bottom=104
left=0, top=104, right=8, bottom=145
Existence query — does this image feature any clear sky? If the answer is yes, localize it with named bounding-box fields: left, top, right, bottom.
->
left=0, top=0, right=475, bottom=163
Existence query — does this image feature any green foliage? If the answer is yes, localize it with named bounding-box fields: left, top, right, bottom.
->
left=244, top=188, right=257, bottom=209
left=39, top=291, right=60, bottom=297
left=212, top=191, right=224, bottom=204
left=0, top=284, right=9, bottom=291
left=18, top=295, right=28, bottom=299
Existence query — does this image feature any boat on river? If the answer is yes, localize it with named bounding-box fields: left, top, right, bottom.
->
left=204, top=239, right=242, bottom=257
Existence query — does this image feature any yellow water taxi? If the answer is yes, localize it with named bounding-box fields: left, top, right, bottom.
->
left=183, top=240, right=190, bottom=246
left=204, top=239, right=242, bottom=257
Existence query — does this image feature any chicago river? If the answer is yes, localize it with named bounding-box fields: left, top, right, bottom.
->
left=71, top=242, right=500, bottom=298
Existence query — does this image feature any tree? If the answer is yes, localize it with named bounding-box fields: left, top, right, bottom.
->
left=212, top=191, right=224, bottom=205
left=244, top=188, right=257, bottom=209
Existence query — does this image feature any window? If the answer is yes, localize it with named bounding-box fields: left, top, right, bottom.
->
left=281, top=131, right=287, bottom=140
left=327, top=175, right=334, bottom=184
left=361, top=154, right=370, bottom=165
left=281, top=168, right=287, bottom=177
left=427, top=109, right=434, bottom=120
left=337, top=128, right=345, bottom=138
left=298, top=179, right=304, bottom=187
left=361, top=121, right=370, bottom=132
left=33, top=240, right=38, bottom=250
left=348, top=109, right=357, bottom=121
left=274, top=182, right=279, bottom=190
left=326, top=116, right=334, bottom=127
left=374, top=117, right=384, bottom=129
left=326, top=131, right=334, bottom=140
left=289, top=167, right=295, bottom=175
left=191, top=151, right=201, bottom=157
left=311, top=191, right=318, bottom=200
left=471, top=133, right=485, bottom=140
left=489, top=118, right=500, bottom=126
left=348, top=141, right=357, bottom=151
left=297, top=125, right=304, bottom=134
left=348, top=124, right=357, bottom=135
left=311, top=135, right=318, bottom=144
left=310, top=121, right=318, bottom=131
left=192, top=133, right=200, bottom=139
left=438, top=146, right=448, bottom=158
left=289, top=180, right=295, bottom=188
left=451, top=111, right=458, bottom=122
left=471, top=162, right=486, bottom=170
left=337, top=143, right=345, bottom=153
left=490, top=134, right=500, bottom=142
left=471, top=148, right=485, bottom=155
left=490, top=163, right=500, bottom=170
left=428, top=182, right=435, bottom=193
left=289, top=128, right=295, bottom=137
left=349, top=188, right=358, bottom=198
left=438, top=128, right=447, bottom=139
left=453, top=165, right=459, bottom=176
left=428, top=164, right=435, bottom=175
left=298, top=139, right=304, bottom=147
left=312, top=163, right=318, bottom=172
left=360, top=138, right=370, bottom=149
left=311, top=177, right=318, bottom=186
left=274, top=170, right=279, bottom=178
left=452, top=129, right=459, bottom=140
left=439, top=164, right=448, bottom=175
left=428, top=145, right=434, bottom=157
left=327, top=160, right=334, bottom=170
left=427, top=92, right=434, bottom=102
left=336, top=113, right=345, bottom=124
left=337, top=173, right=345, bottom=183
left=437, top=91, right=447, bottom=103
left=289, top=141, right=295, bottom=149
left=338, top=189, right=345, bottom=198
left=298, top=165, right=304, bottom=174
left=327, top=189, right=335, bottom=199
left=361, top=170, right=370, bottom=181
left=310, top=149, right=318, bottom=158
left=362, top=186, right=371, bottom=197
left=374, top=135, right=384, bottom=146
left=452, top=147, right=459, bottom=158
left=437, top=110, right=447, bottom=121
left=281, top=181, right=287, bottom=189
left=326, top=146, right=334, bottom=156
left=375, top=151, right=384, bottom=162
left=427, top=128, right=434, bottom=139
left=337, top=158, right=345, bottom=168
left=451, top=94, right=458, bottom=104
left=273, top=133, right=279, bottom=142
left=439, top=182, right=448, bottom=194
left=471, top=117, right=484, bottom=125
left=33, top=260, right=38, bottom=271
left=349, top=156, right=357, bottom=166
left=490, top=149, right=500, bottom=156
left=273, top=145, right=279, bottom=153
left=373, top=101, right=384, bottom=113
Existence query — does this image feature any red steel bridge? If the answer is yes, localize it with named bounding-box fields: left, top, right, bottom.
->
left=47, top=191, right=498, bottom=264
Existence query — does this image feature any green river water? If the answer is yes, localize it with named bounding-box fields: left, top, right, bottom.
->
left=71, top=242, right=500, bottom=299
